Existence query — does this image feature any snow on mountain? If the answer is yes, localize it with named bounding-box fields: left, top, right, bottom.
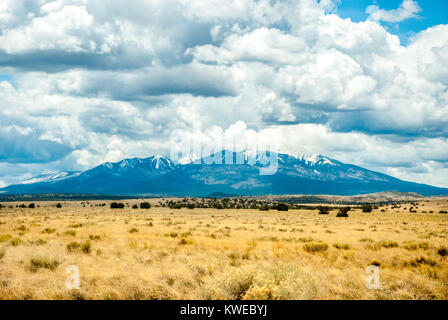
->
left=2, top=150, right=447, bottom=196
left=21, top=171, right=81, bottom=184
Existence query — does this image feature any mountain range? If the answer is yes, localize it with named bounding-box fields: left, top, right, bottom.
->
left=1, top=150, right=447, bottom=196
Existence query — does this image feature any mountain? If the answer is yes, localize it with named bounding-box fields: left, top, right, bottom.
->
left=1, top=150, right=447, bottom=196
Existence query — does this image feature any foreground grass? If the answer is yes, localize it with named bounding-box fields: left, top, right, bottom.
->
left=0, top=198, right=447, bottom=300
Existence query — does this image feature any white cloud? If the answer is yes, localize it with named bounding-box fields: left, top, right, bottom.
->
left=366, top=0, right=422, bottom=23
left=0, top=0, right=447, bottom=187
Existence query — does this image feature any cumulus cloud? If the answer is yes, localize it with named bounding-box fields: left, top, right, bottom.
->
left=0, top=0, right=447, bottom=187
left=366, top=0, right=422, bottom=23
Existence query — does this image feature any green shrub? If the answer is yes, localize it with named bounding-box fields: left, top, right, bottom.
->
left=336, top=207, right=350, bottom=217
left=362, top=204, right=373, bottom=213
left=129, top=228, right=139, bottom=233
left=274, top=203, right=289, bottom=211
left=28, top=203, right=35, bottom=209
left=110, top=202, right=125, bottom=209
left=63, top=230, right=77, bottom=236
left=140, top=202, right=151, bottom=209
left=318, top=206, right=330, bottom=215
left=56, top=203, right=62, bottom=208
left=89, top=234, right=101, bottom=241
left=132, top=204, right=138, bottom=209
left=187, top=203, right=195, bottom=209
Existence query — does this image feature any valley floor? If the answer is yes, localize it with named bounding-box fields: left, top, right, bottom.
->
left=0, top=198, right=447, bottom=300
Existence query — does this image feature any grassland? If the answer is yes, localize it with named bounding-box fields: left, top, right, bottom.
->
left=0, top=198, right=447, bottom=300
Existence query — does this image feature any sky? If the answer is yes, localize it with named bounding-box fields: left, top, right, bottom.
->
left=0, top=0, right=447, bottom=188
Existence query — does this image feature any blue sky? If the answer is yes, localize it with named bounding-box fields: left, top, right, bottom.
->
left=337, top=0, right=448, bottom=43
left=0, top=0, right=447, bottom=188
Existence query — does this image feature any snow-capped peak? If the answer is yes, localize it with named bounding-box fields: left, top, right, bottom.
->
left=296, top=152, right=334, bottom=166
left=21, top=171, right=80, bottom=184
left=151, top=154, right=168, bottom=169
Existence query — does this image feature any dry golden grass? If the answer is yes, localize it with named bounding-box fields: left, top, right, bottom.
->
left=0, top=198, right=447, bottom=300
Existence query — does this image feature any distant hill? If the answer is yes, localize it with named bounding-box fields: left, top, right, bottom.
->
left=206, top=192, right=236, bottom=198
left=1, top=150, right=447, bottom=197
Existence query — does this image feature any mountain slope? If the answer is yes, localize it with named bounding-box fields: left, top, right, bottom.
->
left=1, top=150, right=447, bottom=196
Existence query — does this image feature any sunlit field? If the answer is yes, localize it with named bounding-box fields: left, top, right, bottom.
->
left=0, top=198, right=447, bottom=300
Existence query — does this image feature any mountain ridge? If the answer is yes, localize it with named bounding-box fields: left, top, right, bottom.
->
left=2, top=150, right=447, bottom=197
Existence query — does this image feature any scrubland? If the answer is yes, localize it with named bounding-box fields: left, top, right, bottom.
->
left=0, top=198, right=447, bottom=300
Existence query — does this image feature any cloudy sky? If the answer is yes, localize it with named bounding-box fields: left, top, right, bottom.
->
left=0, top=0, right=447, bottom=188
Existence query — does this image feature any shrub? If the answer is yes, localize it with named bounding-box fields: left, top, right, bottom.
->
left=129, top=228, right=139, bottom=233
left=402, top=242, right=430, bottom=251
left=89, top=234, right=101, bottom=241
left=81, top=241, right=91, bottom=254
left=9, top=238, right=22, bottom=246
left=16, top=225, right=27, bottom=232
left=41, top=228, right=56, bottom=234
left=318, top=206, right=330, bottom=215
left=63, top=230, right=77, bottom=236
left=259, top=206, right=270, bottom=211
left=362, top=204, right=373, bottom=213
left=275, top=203, right=289, bottom=211
left=170, top=203, right=182, bottom=209
left=370, top=260, right=381, bottom=267
left=186, top=203, right=195, bottom=209
left=69, top=223, right=83, bottom=228
left=439, top=210, right=448, bottom=214
left=56, top=203, right=62, bottom=208
left=336, top=207, right=350, bottom=217
left=132, top=204, right=138, bottom=209
left=370, top=240, right=399, bottom=250
left=333, top=243, right=351, bottom=250
left=67, top=241, right=81, bottom=252
left=178, top=238, right=193, bottom=245
left=29, top=256, right=60, bottom=272
left=303, top=242, right=328, bottom=253
left=404, top=257, right=437, bottom=267
left=140, top=202, right=151, bottom=209
left=28, top=203, right=35, bottom=209
left=438, top=247, right=447, bottom=257
left=0, top=234, right=12, bottom=243
left=110, top=202, right=125, bottom=209
left=0, top=247, right=5, bottom=259
left=28, top=239, right=47, bottom=246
